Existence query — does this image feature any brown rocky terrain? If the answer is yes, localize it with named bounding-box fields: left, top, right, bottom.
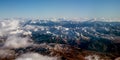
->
left=0, top=43, right=120, bottom=60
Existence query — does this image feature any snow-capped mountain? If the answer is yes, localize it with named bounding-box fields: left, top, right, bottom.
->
left=0, top=18, right=120, bottom=60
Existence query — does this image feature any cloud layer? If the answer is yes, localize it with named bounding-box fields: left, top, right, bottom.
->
left=4, top=35, right=33, bottom=48
left=15, top=53, right=59, bottom=60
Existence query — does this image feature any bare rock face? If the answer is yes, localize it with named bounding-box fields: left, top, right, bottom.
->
left=0, top=43, right=120, bottom=60
left=13, top=44, right=85, bottom=60
left=0, top=49, right=15, bottom=60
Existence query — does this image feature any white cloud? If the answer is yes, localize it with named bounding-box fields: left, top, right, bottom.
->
left=85, top=55, right=100, bottom=60
left=0, top=20, right=21, bottom=36
left=15, top=53, right=59, bottom=60
left=0, top=19, right=33, bottom=49
left=4, top=35, right=33, bottom=48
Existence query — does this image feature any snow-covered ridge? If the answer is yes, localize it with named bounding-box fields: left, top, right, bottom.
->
left=0, top=18, right=120, bottom=44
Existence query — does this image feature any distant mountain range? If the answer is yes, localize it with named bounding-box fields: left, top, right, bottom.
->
left=0, top=18, right=120, bottom=60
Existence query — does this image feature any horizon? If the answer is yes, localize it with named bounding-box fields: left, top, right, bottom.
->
left=0, top=17, right=120, bottom=22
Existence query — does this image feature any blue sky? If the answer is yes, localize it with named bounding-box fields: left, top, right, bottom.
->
left=0, top=0, right=120, bottom=18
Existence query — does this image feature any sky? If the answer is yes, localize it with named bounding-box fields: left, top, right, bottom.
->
left=0, top=0, right=120, bottom=18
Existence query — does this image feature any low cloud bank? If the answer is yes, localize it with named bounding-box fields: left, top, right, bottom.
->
left=0, top=20, right=20, bottom=36
left=0, top=20, right=33, bottom=48
left=15, top=52, right=59, bottom=60
left=4, top=35, right=33, bottom=48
